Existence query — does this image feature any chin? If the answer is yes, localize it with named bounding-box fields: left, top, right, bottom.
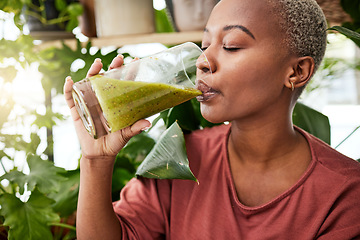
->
left=200, top=108, right=227, bottom=125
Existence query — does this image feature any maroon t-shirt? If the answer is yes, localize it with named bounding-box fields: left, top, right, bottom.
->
left=113, top=124, right=360, bottom=239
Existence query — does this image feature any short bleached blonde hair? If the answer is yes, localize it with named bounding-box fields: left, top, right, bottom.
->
left=268, top=0, right=328, bottom=74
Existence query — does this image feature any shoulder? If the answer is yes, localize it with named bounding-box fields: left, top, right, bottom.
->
left=298, top=126, right=360, bottom=182
left=294, top=127, right=360, bottom=239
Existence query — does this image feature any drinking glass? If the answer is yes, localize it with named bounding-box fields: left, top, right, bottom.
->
left=72, top=42, right=211, bottom=138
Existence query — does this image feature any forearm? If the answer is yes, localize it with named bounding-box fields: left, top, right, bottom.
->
left=76, top=156, right=122, bottom=239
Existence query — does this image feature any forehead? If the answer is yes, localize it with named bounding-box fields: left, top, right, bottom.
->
left=206, top=0, right=283, bottom=39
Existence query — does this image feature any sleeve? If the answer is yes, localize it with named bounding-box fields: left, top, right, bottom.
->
left=316, top=178, right=360, bottom=240
left=112, top=177, right=172, bottom=240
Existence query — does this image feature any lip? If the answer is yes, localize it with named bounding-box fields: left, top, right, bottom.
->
left=195, top=80, right=219, bottom=102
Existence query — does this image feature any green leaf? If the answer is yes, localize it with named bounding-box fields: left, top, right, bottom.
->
left=112, top=168, right=134, bottom=193
left=154, top=9, right=175, bottom=33
left=0, top=149, right=11, bottom=161
left=340, top=0, right=360, bottom=21
left=48, top=169, right=80, bottom=218
left=65, top=17, right=78, bottom=32
left=151, top=109, right=170, bottom=129
left=0, top=188, right=60, bottom=240
left=119, top=132, right=155, bottom=161
left=112, top=155, right=138, bottom=201
left=112, top=133, right=156, bottom=200
left=328, top=26, right=360, bottom=48
left=27, top=132, right=41, bottom=155
left=0, top=65, right=18, bottom=83
left=66, top=3, right=83, bottom=17
left=0, top=155, right=66, bottom=194
left=32, top=108, right=65, bottom=129
left=55, top=0, right=67, bottom=11
left=0, top=170, right=27, bottom=193
left=293, top=102, right=331, bottom=144
left=136, top=122, right=197, bottom=182
left=166, top=100, right=200, bottom=132
left=0, top=134, right=29, bottom=153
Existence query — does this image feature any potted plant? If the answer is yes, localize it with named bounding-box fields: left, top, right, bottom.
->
left=0, top=0, right=83, bottom=40
left=165, top=0, right=219, bottom=32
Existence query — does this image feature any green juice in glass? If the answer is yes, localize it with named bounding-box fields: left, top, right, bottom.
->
left=90, top=75, right=201, bottom=132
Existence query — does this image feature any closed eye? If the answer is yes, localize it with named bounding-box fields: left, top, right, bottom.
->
left=223, top=47, right=241, bottom=52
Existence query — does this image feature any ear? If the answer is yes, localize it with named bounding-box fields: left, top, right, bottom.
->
left=285, top=56, right=315, bottom=90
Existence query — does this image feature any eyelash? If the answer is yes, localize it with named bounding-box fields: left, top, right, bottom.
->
left=223, top=47, right=241, bottom=52
left=201, top=46, right=241, bottom=52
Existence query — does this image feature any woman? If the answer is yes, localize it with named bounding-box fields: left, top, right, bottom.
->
left=64, top=0, right=360, bottom=239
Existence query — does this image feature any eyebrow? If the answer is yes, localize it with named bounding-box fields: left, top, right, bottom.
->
left=204, top=25, right=256, bottom=40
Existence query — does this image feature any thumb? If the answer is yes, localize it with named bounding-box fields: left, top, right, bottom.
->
left=130, top=119, right=152, bottom=134
left=119, top=119, right=152, bottom=144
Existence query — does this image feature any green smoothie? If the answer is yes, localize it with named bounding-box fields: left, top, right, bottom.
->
left=90, top=75, right=201, bottom=132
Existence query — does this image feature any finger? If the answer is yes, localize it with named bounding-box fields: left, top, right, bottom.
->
left=116, top=119, right=151, bottom=146
left=87, top=58, right=103, bottom=78
left=124, top=57, right=140, bottom=81
left=64, top=76, right=75, bottom=109
left=109, top=54, right=124, bottom=70
left=64, top=76, right=82, bottom=123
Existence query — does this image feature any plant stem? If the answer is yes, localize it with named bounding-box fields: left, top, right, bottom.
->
left=49, top=222, right=76, bottom=231
left=0, top=184, right=7, bottom=193
left=46, top=16, right=71, bottom=25
left=45, top=89, right=54, bottom=162
left=335, top=125, right=360, bottom=149
left=28, top=1, right=44, bottom=12
left=0, top=158, right=7, bottom=174
left=23, top=10, right=47, bottom=24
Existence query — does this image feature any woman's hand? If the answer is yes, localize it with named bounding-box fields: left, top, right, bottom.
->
left=63, top=55, right=151, bottom=159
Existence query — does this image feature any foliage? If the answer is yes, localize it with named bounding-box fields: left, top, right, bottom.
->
left=111, top=132, right=155, bottom=201
left=340, top=0, right=360, bottom=33
left=0, top=38, right=124, bottom=238
left=154, top=8, right=175, bottom=33
left=293, top=102, right=330, bottom=144
left=0, top=188, right=60, bottom=239
left=328, top=26, right=360, bottom=48
left=0, top=0, right=83, bottom=32
left=0, top=8, right=122, bottom=238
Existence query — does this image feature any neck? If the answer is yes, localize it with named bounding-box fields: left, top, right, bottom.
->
left=228, top=112, right=300, bottom=167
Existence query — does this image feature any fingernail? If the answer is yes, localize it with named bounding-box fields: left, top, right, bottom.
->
left=66, top=76, right=71, bottom=81
left=117, top=54, right=124, bottom=59
left=141, top=123, right=152, bottom=131
left=95, top=58, right=102, bottom=63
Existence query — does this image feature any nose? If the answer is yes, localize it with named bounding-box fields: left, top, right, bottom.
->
left=196, top=51, right=216, bottom=74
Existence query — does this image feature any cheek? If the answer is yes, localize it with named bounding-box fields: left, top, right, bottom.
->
left=220, top=66, right=282, bottom=111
